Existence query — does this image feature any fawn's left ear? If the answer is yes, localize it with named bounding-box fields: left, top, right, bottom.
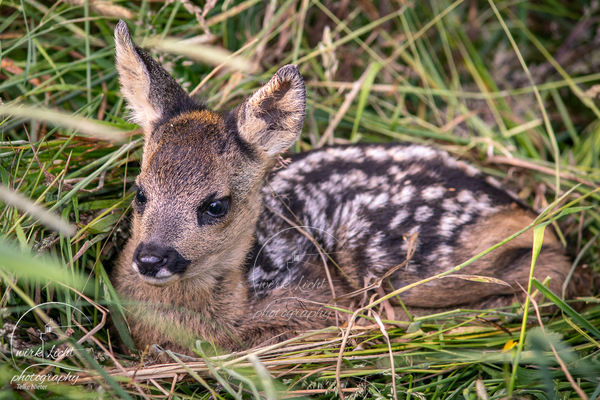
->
left=114, top=20, right=196, bottom=132
left=236, top=65, right=306, bottom=157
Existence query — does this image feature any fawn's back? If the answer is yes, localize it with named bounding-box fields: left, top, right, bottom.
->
left=252, top=143, right=572, bottom=310
left=110, top=21, right=587, bottom=354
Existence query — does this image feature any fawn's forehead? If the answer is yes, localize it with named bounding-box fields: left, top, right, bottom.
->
left=150, top=109, right=225, bottom=145
left=139, top=109, right=253, bottom=194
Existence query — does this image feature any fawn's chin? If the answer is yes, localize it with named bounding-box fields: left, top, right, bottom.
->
left=137, top=272, right=181, bottom=286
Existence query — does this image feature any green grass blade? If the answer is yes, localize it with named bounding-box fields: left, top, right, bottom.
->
left=532, top=279, right=600, bottom=341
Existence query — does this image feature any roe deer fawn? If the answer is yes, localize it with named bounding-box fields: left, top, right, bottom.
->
left=111, top=20, right=588, bottom=355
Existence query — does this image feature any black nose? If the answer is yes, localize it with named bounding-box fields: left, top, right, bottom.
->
left=133, top=242, right=190, bottom=277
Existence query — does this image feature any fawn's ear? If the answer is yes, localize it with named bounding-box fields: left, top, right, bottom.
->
left=114, top=20, right=196, bottom=132
left=236, top=65, right=306, bottom=157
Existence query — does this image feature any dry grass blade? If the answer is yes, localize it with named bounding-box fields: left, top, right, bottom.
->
left=147, top=37, right=255, bottom=73
left=488, top=156, right=596, bottom=187
left=249, top=355, right=277, bottom=400
left=190, top=38, right=258, bottom=96
left=1, top=104, right=127, bottom=142
left=373, top=313, right=397, bottom=400
left=317, top=63, right=374, bottom=147
left=164, top=350, right=220, bottom=398
left=475, top=378, right=489, bottom=400
left=0, top=184, right=75, bottom=236
left=204, top=0, right=263, bottom=27
left=443, top=274, right=511, bottom=286
left=64, top=0, right=135, bottom=18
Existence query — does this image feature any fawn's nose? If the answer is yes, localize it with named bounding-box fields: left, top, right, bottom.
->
left=132, top=242, right=190, bottom=281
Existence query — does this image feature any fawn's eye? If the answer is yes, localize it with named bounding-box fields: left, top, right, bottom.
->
left=198, top=197, right=230, bottom=225
left=135, top=189, right=147, bottom=205
left=207, top=201, right=226, bottom=217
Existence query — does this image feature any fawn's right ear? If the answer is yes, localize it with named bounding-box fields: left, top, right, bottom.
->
left=114, top=20, right=196, bottom=133
left=236, top=65, right=306, bottom=158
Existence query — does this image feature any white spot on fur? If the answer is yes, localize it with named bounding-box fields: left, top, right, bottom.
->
left=391, top=185, right=415, bottom=205
left=438, top=193, right=498, bottom=238
left=389, top=209, right=409, bottom=230
left=367, top=192, right=389, bottom=210
left=367, top=232, right=387, bottom=270
left=421, top=186, right=445, bottom=200
left=437, top=245, right=453, bottom=256
left=342, top=212, right=370, bottom=246
left=388, top=165, right=408, bottom=183
left=389, top=145, right=437, bottom=162
left=456, top=190, right=475, bottom=203
left=414, top=205, right=433, bottom=222
left=324, top=146, right=365, bottom=161
left=407, top=225, right=420, bottom=235
left=439, top=213, right=459, bottom=238
left=395, top=164, right=425, bottom=183
left=442, top=197, right=461, bottom=213
left=365, top=146, right=388, bottom=161
left=475, top=194, right=497, bottom=215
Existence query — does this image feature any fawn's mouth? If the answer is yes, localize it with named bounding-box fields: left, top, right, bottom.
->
left=133, top=262, right=180, bottom=286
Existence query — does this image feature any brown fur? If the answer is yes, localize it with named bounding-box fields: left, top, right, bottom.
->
left=387, top=207, right=574, bottom=309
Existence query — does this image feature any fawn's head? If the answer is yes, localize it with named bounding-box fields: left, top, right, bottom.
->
left=114, top=21, right=305, bottom=286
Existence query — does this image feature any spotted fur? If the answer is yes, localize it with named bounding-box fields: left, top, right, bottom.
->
left=111, top=21, right=589, bottom=356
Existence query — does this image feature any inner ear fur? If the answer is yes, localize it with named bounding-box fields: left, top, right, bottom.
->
left=236, top=65, right=306, bottom=158
left=114, top=20, right=197, bottom=133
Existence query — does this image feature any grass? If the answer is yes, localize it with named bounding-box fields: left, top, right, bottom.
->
left=1, top=0, right=600, bottom=398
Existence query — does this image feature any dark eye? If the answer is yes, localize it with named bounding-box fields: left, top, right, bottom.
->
left=198, top=197, right=230, bottom=225
left=207, top=201, right=226, bottom=217
left=135, top=189, right=147, bottom=205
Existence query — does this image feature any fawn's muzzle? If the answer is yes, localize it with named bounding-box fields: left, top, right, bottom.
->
left=132, top=242, right=190, bottom=284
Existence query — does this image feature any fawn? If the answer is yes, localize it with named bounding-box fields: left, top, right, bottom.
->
left=111, top=20, right=587, bottom=355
